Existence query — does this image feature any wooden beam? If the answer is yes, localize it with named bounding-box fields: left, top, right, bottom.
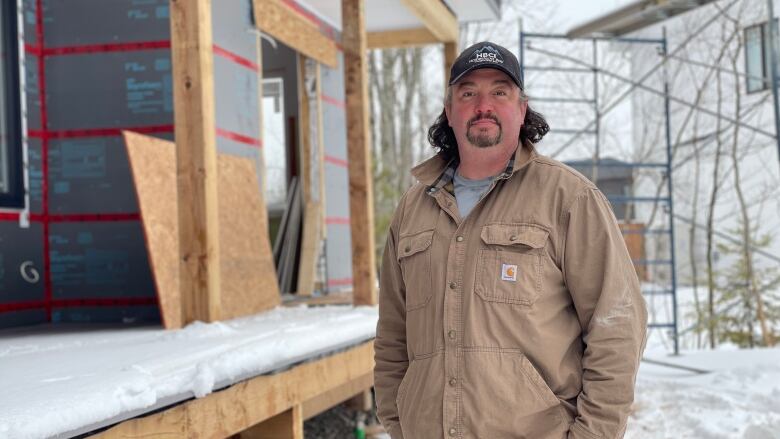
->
left=253, top=0, right=338, bottom=68
left=315, top=61, right=327, bottom=245
left=94, top=341, right=375, bottom=438
left=282, top=290, right=352, bottom=306
left=241, top=405, right=303, bottom=439
left=399, top=0, right=458, bottom=43
left=301, top=372, right=373, bottom=420
left=342, top=0, right=378, bottom=307
left=170, top=0, right=221, bottom=324
left=256, top=30, right=270, bottom=238
left=367, top=28, right=439, bottom=49
left=297, top=55, right=323, bottom=297
left=443, top=41, right=458, bottom=88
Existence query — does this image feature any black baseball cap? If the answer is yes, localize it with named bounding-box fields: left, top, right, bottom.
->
left=448, top=41, right=523, bottom=89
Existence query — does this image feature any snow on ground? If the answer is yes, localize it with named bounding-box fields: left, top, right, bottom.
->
left=630, top=282, right=780, bottom=439
left=0, top=305, right=379, bottom=439
left=629, top=346, right=780, bottom=439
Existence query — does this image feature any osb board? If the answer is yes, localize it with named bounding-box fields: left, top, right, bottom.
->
left=217, top=152, right=281, bottom=318
left=124, top=131, right=280, bottom=329
left=124, top=131, right=182, bottom=328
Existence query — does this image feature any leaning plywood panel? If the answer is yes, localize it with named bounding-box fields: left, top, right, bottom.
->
left=124, top=131, right=181, bottom=328
left=123, top=131, right=280, bottom=329
left=218, top=154, right=281, bottom=318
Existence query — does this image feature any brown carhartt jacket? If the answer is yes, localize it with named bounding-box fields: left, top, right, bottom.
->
left=374, top=144, right=648, bottom=439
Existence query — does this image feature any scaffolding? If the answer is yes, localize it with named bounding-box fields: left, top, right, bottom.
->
left=519, top=30, right=681, bottom=354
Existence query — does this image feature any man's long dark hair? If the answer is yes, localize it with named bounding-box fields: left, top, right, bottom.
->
left=427, top=101, right=550, bottom=162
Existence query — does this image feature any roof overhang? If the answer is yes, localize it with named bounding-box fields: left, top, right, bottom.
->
left=566, top=0, right=715, bottom=38
left=293, top=0, right=500, bottom=49
left=444, top=0, right=501, bottom=23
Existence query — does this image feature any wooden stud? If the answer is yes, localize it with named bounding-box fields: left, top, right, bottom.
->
left=298, top=54, right=313, bottom=205
left=253, top=0, right=338, bottom=68
left=367, top=28, right=440, bottom=49
left=342, top=0, right=377, bottom=307
left=443, top=41, right=458, bottom=89
left=399, top=0, right=458, bottom=43
left=241, top=405, right=303, bottom=439
left=256, top=30, right=271, bottom=238
left=94, top=341, right=374, bottom=438
left=315, top=62, right=326, bottom=242
left=170, top=0, right=221, bottom=324
left=296, top=55, right=323, bottom=297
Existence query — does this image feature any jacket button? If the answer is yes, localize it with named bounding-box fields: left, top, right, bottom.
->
left=449, top=427, right=457, bottom=436
left=449, top=282, right=456, bottom=289
left=448, top=330, right=456, bottom=339
left=449, top=378, right=457, bottom=386
left=509, top=235, right=517, bottom=241
left=404, top=246, right=411, bottom=252
left=456, top=236, right=464, bottom=242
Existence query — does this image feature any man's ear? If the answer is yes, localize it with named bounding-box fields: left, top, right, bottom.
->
left=518, top=99, right=528, bottom=125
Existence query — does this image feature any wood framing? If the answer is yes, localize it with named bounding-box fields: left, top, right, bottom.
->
left=367, top=27, right=440, bottom=49
left=253, top=0, right=338, bottom=68
left=123, top=132, right=281, bottom=328
left=93, top=341, right=374, bottom=438
left=444, top=41, right=458, bottom=86
left=302, top=372, right=373, bottom=420
left=170, top=0, right=221, bottom=324
left=400, top=0, right=458, bottom=43
left=241, top=406, right=303, bottom=439
left=342, top=0, right=378, bottom=307
left=296, top=54, right=323, bottom=297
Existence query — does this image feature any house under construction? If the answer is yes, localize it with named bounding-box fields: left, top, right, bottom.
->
left=0, top=0, right=501, bottom=437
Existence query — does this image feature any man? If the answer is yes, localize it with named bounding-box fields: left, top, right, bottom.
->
left=374, top=41, right=648, bottom=439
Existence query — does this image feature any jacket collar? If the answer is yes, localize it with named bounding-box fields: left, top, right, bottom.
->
left=411, top=141, right=538, bottom=193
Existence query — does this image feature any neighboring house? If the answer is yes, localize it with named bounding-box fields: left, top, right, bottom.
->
left=566, top=0, right=780, bottom=286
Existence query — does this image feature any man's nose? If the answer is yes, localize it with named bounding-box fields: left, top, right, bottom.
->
left=474, top=94, right=493, bottom=114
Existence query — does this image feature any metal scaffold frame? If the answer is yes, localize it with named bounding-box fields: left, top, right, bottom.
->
left=519, top=30, right=680, bottom=354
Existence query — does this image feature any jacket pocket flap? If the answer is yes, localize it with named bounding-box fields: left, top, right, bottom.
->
left=398, top=230, right=434, bottom=260
left=480, top=224, right=549, bottom=249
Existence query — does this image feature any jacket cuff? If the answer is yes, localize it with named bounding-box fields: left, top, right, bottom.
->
left=385, top=422, right=404, bottom=439
left=568, top=422, right=602, bottom=439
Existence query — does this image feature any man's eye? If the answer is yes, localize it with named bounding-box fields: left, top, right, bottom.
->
left=495, top=90, right=507, bottom=96
left=462, top=91, right=475, bottom=97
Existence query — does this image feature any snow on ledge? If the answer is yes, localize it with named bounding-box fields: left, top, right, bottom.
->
left=0, top=305, right=379, bottom=439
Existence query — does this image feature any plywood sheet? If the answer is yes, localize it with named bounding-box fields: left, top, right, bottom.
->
left=124, top=131, right=182, bottom=329
left=124, top=132, right=280, bottom=329
left=218, top=154, right=281, bottom=318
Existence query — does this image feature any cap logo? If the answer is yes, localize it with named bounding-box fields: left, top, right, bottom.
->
left=469, top=45, right=504, bottom=65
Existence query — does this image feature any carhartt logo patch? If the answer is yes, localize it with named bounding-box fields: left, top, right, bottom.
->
left=501, top=263, right=517, bottom=282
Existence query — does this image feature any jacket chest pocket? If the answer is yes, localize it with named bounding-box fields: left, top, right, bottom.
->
left=475, top=223, right=549, bottom=306
left=397, top=229, right=434, bottom=311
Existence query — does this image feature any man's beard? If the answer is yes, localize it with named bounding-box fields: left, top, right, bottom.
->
left=466, top=114, right=503, bottom=148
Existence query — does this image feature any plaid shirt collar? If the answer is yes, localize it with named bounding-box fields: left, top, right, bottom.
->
left=426, top=150, right=517, bottom=195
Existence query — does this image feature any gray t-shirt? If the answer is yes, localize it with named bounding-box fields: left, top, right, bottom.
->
left=453, top=169, right=495, bottom=218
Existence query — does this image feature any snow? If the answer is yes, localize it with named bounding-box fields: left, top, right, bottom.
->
left=0, top=305, right=379, bottom=439
left=629, top=347, right=780, bottom=439
left=3, top=291, right=778, bottom=439
left=616, top=284, right=780, bottom=438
